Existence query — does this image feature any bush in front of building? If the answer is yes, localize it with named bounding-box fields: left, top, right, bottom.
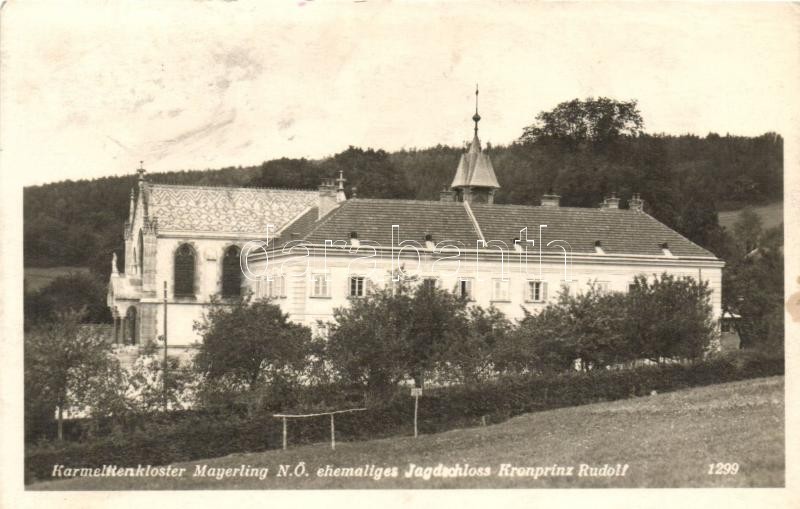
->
left=25, top=349, right=783, bottom=484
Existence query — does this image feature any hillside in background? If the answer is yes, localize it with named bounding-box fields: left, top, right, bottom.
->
left=24, top=132, right=783, bottom=278
left=719, top=201, right=784, bottom=232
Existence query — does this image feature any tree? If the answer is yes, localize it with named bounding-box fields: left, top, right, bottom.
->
left=519, top=97, right=644, bottom=149
left=325, top=276, right=474, bottom=396
left=24, top=272, right=111, bottom=329
left=733, top=207, right=763, bottom=254
left=723, top=221, right=783, bottom=350
left=625, top=274, right=715, bottom=361
left=193, top=296, right=314, bottom=394
left=437, top=306, right=511, bottom=384
left=24, top=311, right=124, bottom=440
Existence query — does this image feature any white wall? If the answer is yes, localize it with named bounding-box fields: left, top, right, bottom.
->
left=246, top=248, right=724, bottom=329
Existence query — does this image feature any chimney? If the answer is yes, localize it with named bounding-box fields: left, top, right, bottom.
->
left=439, top=186, right=455, bottom=202
left=318, top=178, right=338, bottom=219
left=602, top=192, right=620, bottom=209
left=630, top=193, right=645, bottom=212
left=541, top=194, right=560, bottom=207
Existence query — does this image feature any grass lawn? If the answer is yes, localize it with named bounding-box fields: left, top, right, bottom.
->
left=718, top=201, right=783, bottom=231
left=31, top=376, right=784, bottom=490
left=23, top=266, right=89, bottom=293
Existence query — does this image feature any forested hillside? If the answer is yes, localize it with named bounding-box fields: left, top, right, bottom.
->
left=22, top=98, right=785, bottom=351
left=24, top=98, right=783, bottom=277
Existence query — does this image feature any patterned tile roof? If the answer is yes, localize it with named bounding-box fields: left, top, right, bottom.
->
left=145, top=184, right=318, bottom=235
left=281, top=198, right=717, bottom=259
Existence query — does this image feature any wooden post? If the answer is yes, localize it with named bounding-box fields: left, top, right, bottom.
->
left=163, top=281, right=168, bottom=411
left=330, top=413, right=336, bottom=450
left=282, top=417, right=287, bottom=450
left=414, top=394, right=419, bottom=438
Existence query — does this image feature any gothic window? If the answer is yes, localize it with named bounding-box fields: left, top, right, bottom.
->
left=138, top=230, right=144, bottom=274
left=125, top=306, right=138, bottom=345
left=174, top=244, right=196, bottom=297
left=222, top=245, right=242, bottom=298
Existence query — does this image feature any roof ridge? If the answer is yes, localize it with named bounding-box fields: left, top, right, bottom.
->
left=148, top=182, right=317, bottom=193
left=470, top=202, right=634, bottom=212
left=462, top=201, right=486, bottom=243
left=349, top=197, right=464, bottom=205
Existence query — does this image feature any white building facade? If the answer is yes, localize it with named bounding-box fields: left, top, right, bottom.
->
left=245, top=111, right=723, bottom=334
left=109, top=105, right=724, bottom=348
left=107, top=167, right=320, bottom=348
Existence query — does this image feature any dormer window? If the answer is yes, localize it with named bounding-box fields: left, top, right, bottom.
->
left=661, top=242, right=673, bottom=257
left=594, top=240, right=605, bottom=255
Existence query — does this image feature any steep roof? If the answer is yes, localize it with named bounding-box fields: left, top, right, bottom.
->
left=276, top=198, right=717, bottom=259
left=450, top=134, right=500, bottom=189
left=144, top=183, right=318, bottom=235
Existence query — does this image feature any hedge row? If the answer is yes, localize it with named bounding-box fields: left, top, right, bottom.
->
left=25, top=350, right=783, bottom=484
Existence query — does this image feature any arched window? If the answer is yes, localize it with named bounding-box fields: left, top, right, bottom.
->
left=125, top=306, right=138, bottom=345
left=174, top=244, right=196, bottom=297
left=137, top=230, right=144, bottom=274
left=222, top=245, right=242, bottom=298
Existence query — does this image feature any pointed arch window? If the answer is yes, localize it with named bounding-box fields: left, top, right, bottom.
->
left=138, top=230, right=144, bottom=274
left=222, top=245, right=242, bottom=298
left=174, top=244, right=196, bottom=297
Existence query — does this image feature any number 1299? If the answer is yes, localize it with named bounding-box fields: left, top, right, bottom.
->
left=708, top=462, right=739, bottom=475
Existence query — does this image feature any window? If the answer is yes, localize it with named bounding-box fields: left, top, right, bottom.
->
left=259, top=275, right=286, bottom=299
left=492, top=279, right=510, bottom=301
left=138, top=230, right=144, bottom=274
left=311, top=274, right=330, bottom=298
left=628, top=282, right=637, bottom=293
left=526, top=280, right=547, bottom=302
left=595, top=281, right=610, bottom=294
left=222, top=245, right=242, bottom=298
left=173, top=244, right=195, bottom=297
left=349, top=276, right=365, bottom=298
left=422, top=278, right=438, bottom=291
left=458, top=278, right=473, bottom=300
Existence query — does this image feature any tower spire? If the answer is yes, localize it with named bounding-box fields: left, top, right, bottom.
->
left=472, top=84, right=481, bottom=135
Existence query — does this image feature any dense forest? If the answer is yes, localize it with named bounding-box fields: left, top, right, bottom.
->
left=24, top=98, right=783, bottom=278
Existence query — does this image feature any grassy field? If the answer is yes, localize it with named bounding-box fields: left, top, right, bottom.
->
left=31, top=376, right=784, bottom=490
left=718, top=201, right=783, bottom=232
left=23, top=266, right=89, bottom=293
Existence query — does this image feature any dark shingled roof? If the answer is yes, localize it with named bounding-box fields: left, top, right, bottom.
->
left=469, top=203, right=715, bottom=257
left=274, top=199, right=717, bottom=259
left=302, top=199, right=482, bottom=246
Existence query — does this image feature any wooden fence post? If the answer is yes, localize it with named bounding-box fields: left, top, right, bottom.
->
left=330, top=413, right=335, bottom=450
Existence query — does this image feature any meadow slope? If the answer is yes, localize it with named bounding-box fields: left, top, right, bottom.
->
left=31, top=376, right=784, bottom=490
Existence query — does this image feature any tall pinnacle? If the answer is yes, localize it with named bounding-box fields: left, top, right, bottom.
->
left=472, top=84, right=481, bottom=135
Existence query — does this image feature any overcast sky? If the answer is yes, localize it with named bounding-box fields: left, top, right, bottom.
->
left=1, top=1, right=798, bottom=186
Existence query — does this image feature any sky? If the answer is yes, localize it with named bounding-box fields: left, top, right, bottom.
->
left=1, top=1, right=798, bottom=186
